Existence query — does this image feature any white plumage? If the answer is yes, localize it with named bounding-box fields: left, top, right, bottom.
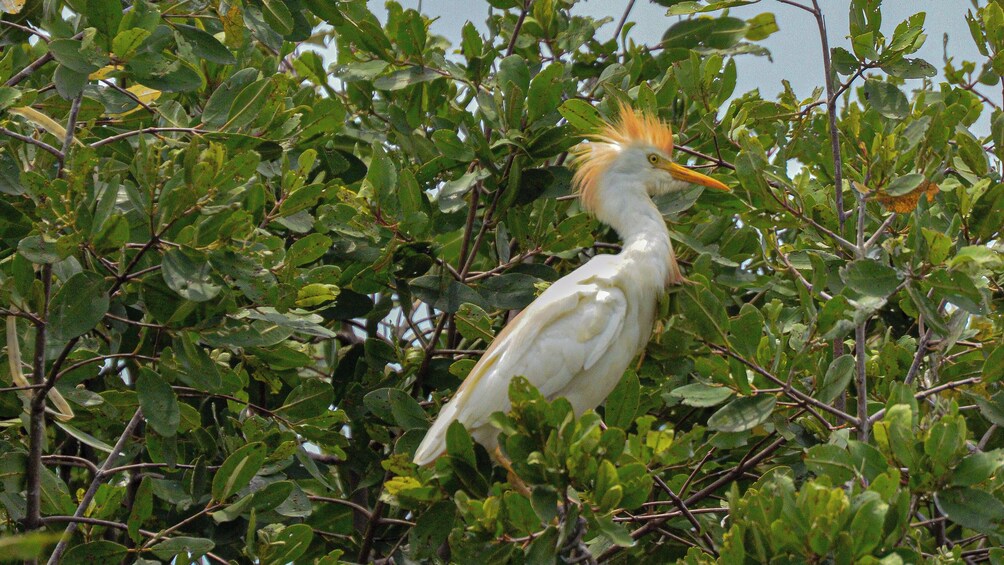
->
left=414, top=105, right=729, bottom=465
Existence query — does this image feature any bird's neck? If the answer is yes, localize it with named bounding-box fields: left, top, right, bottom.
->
left=601, top=194, right=681, bottom=288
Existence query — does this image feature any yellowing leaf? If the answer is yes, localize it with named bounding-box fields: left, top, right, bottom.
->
left=383, top=475, right=421, bottom=497
left=8, top=107, right=84, bottom=147
left=219, top=2, right=245, bottom=48
left=875, top=180, right=939, bottom=213
left=0, top=0, right=25, bottom=14
left=89, top=64, right=124, bottom=80
left=107, top=84, right=162, bottom=117
left=856, top=179, right=939, bottom=213
left=295, top=283, right=339, bottom=307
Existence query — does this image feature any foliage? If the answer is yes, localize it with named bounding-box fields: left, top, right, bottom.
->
left=0, top=0, right=1002, bottom=563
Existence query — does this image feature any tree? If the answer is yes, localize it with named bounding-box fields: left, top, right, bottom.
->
left=0, top=0, right=1002, bottom=562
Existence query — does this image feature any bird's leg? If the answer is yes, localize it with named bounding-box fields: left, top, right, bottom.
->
left=492, top=446, right=531, bottom=496
left=666, top=253, right=695, bottom=286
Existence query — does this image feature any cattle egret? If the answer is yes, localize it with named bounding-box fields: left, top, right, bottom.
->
left=413, top=105, right=730, bottom=466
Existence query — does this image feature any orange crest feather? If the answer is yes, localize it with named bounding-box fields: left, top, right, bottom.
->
left=569, top=104, right=675, bottom=212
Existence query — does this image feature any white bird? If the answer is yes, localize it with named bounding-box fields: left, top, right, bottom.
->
left=413, top=105, right=730, bottom=466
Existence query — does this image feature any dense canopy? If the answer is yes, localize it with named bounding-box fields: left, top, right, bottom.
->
left=0, top=0, right=1002, bottom=563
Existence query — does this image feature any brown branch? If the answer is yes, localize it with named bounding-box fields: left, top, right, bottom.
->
left=808, top=0, right=846, bottom=231
left=706, top=342, right=859, bottom=426
left=0, top=127, right=64, bottom=158
left=57, top=94, right=83, bottom=177
left=868, top=377, right=982, bottom=424
left=24, top=265, right=52, bottom=532
left=90, top=127, right=207, bottom=148
left=47, top=409, right=144, bottom=565
left=506, top=1, right=532, bottom=57
left=651, top=475, right=717, bottom=556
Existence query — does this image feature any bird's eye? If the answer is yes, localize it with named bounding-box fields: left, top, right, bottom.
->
left=647, top=154, right=659, bottom=164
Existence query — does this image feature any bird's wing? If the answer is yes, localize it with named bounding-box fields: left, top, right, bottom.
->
left=414, top=255, right=627, bottom=464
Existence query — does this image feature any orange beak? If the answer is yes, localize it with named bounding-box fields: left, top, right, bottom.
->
left=664, top=162, right=731, bottom=191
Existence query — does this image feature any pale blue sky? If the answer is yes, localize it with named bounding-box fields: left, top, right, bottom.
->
left=365, top=0, right=995, bottom=133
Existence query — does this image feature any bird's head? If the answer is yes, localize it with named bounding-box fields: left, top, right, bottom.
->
left=570, top=104, right=729, bottom=216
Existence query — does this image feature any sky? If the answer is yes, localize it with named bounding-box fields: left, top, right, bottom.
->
left=364, top=0, right=996, bottom=134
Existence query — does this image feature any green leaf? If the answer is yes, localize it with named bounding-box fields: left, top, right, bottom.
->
left=455, top=303, right=494, bottom=343
left=882, top=57, right=936, bottom=79
left=261, top=0, right=294, bottom=35
left=558, top=99, right=604, bottom=132
left=432, top=129, right=474, bottom=161
left=497, top=54, right=530, bottom=92
left=729, top=303, right=763, bottom=359
left=396, top=9, right=427, bottom=58
left=818, top=354, right=855, bottom=404
left=605, top=370, right=639, bottom=428
left=884, top=173, right=925, bottom=197
left=203, top=68, right=258, bottom=127
left=150, top=537, right=216, bottom=561
left=670, top=383, right=733, bottom=408
left=161, top=248, right=222, bottom=302
left=927, top=269, right=985, bottom=314
left=286, top=233, right=332, bottom=267
left=804, top=444, right=855, bottom=483
left=680, top=278, right=730, bottom=344
left=49, top=272, right=109, bottom=342
left=127, top=477, right=153, bottom=542
left=863, top=79, right=909, bottom=119
left=446, top=420, right=477, bottom=467
left=364, top=388, right=428, bottom=430
left=48, top=39, right=102, bottom=74
left=136, top=368, right=180, bottom=437
left=983, top=346, right=1004, bottom=385
left=478, top=273, right=540, bottom=310
left=259, top=524, right=313, bottom=565
left=707, top=395, right=776, bottom=433
left=225, top=77, right=275, bottom=130
left=527, top=62, right=563, bottom=122
left=373, top=67, right=441, bottom=90
left=975, top=391, right=1004, bottom=426
left=212, top=442, right=266, bottom=501
left=842, top=259, right=901, bottom=298
left=85, top=0, right=123, bottom=44
left=63, top=541, right=128, bottom=565
left=744, top=12, right=778, bottom=41
left=407, top=501, right=455, bottom=557
left=952, top=450, right=1004, bottom=487
left=411, top=275, right=486, bottom=313
left=0, top=532, right=61, bottom=561
left=175, top=24, right=237, bottom=64
left=934, top=487, right=1004, bottom=534
left=277, top=379, right=333, bottom=420
left=111, top=28, right=151, bottom=60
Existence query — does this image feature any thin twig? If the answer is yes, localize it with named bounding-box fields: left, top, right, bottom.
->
left=707, top=342, right=859, bottom=426
left=90, top=127, right=207, bottom=148
left=24, top=265, right=52, bottom=531
left=807, top=0, right=846, bottom=231
left=652, top=475, right=717, bottom=556
left=868, top=377, right=982, bottom=424
left=506, top=1, right=532, bottom=57
left=0, top=127, right=64, bottom=159
left=57, top=94, right=84, bottom=177
left=612, top=0, right=636, bottom=44
left=47, top=409, right=144, bottom=564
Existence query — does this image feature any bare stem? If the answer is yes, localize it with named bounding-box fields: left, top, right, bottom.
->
left=47, top=409, right=144, bottom=565
left=808, top=0, right=846, bottom=231
left=855, top=322, right=869, bottom=440
left=0, top=128, right=64, bottom=159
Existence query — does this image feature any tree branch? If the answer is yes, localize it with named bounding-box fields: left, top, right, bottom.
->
left=0, top=127, right=64, bottom=159
left=46, top=409, right=144, bottom=565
